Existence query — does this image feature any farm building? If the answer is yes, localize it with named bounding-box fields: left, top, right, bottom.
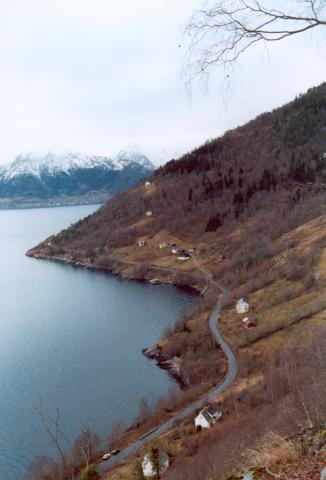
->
left=242, top=317, right=256, bottom=329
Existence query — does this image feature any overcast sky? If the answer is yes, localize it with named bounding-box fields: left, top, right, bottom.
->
left=1, top=0, right=326, bottom=166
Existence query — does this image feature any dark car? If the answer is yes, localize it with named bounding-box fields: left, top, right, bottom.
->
left=111, top=449, right=121, bottom=455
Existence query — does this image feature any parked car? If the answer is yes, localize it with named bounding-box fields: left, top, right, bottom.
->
left=102, top=453, right=111, bottom=461
left=111, top=449, right=121, bottom=455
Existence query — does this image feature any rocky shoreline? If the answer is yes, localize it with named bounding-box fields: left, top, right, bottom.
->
left=142, top=345, right=186, bottom=388
left=26, top=249, right=207, bottom=293
left=26, top=248, right=210, bottom=387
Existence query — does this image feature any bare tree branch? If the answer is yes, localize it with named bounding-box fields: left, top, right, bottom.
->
left=36, top=402, right=74, bottom=480
left=185, top=0, right=326, bottom=82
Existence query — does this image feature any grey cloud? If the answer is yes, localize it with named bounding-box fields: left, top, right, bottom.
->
left=0, top=0, right=325, bottom=166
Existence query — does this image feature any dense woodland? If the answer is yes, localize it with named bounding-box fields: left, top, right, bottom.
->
left=43, top=83, right=326, bottom=255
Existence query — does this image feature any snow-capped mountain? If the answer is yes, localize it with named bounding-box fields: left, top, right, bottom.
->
left=0, top=150, right=154, bottom=209
left=2, top=150, right=153, bottom=180
left=114, top=150, right=153, bottom=170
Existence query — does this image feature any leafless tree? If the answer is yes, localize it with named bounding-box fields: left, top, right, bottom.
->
left=29, top=404, right=102, bottom=480
left=71, top=429, right=101, bottom=470
left=23, top=456, right=59, bottom=480
left=135, top=398, right=152, bottom=424
left=36, top=403, right=74, bottom=480
left=185, top=0, right=326, bottom=81
left=106, top=420, right=126, bottom=449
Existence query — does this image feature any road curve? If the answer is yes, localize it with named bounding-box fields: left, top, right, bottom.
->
left=100, top=269, right=238, bottom=475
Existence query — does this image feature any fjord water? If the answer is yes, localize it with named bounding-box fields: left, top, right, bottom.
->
left=0, top=205, right=193, bottom=479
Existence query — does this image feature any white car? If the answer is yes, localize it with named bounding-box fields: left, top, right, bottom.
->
left=102, top=453, right=111, bottom=461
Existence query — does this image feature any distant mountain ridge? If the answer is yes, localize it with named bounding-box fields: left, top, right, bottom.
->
left=0, top=150, right=154, bottom=209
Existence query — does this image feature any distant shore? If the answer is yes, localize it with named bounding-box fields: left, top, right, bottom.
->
left=0, top=197, right=106, bottom=211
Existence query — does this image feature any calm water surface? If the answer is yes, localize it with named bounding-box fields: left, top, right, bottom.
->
left=0, top=205, right=194, bottom=479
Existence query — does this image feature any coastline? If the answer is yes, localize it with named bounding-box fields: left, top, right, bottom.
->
left=142, top=345, right=186, bottom=388
left=0, top=198, right=106, bottom=211
left=26, top=249, right=209, bottom=387
left=26, top=247, right=237, bottom=476
left=102, top=277, right=237, bottom=474
left=26, top=250, right=207, bottom=293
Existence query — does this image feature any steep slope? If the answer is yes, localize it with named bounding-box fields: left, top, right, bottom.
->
left=26, top=84, right=326, bottom=480
left=31, top=83, right=326, bottom=255
left=0, top=150, right=154, bottom=209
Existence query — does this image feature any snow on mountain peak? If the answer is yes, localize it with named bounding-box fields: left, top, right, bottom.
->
left=1, top=149, right=154, bottom=181
left=115, top=149, right=153, bottom=170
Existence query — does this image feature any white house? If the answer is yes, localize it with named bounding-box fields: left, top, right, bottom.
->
left=137, top=239, right=146, bottom=247
left=145, top=181, right=151, bottom=187
left=145, top=210, right=153, bottom=217
left=141, top=449, right=169, bottom=478
left=236, top=298, right=250, bottom=314
left=194, top=404, right=222, bottom=430
left=159, top=241, right=167, bottom=249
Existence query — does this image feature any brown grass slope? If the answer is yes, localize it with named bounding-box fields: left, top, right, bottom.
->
left=29, top=82, right=326, bottom=259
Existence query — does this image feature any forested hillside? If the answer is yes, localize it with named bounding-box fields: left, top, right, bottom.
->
left=40, top=83, right=326, bottom=254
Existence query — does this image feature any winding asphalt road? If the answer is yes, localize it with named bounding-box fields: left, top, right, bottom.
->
left=99, top=261, right=238, bottom=476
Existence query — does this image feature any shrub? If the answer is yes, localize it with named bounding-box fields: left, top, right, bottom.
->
left=246, top=432, right=297, bottom=470
left=81, top=465, right=100, bottom=480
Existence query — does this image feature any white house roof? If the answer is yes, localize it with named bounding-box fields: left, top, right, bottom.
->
left=237, top=298, right=249, bottom=305
left=197, top=404, right=222, bottom=422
